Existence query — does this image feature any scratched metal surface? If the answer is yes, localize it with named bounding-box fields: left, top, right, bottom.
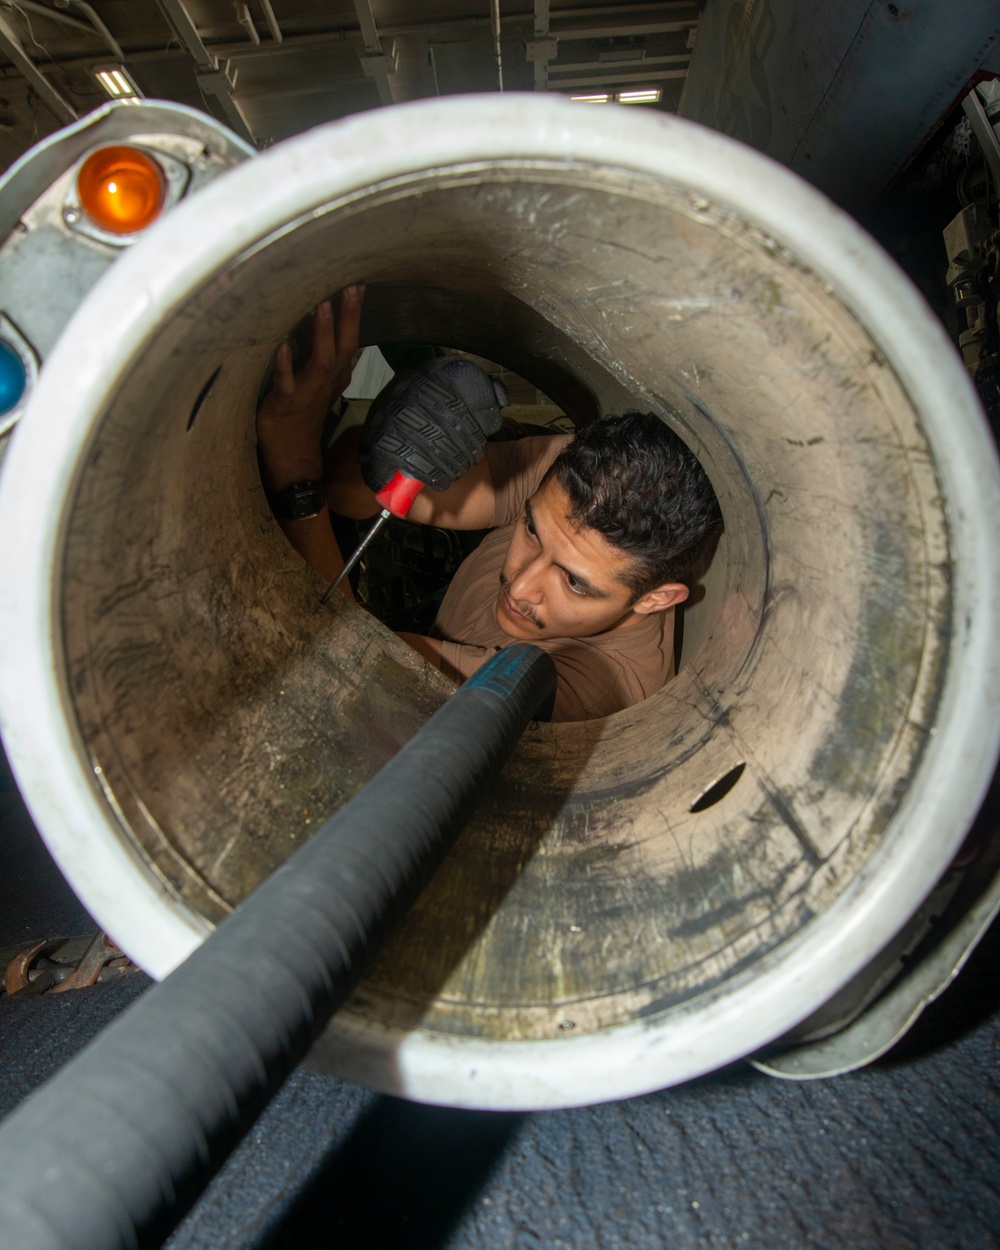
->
left=60, top=165, right=949, bottom=1045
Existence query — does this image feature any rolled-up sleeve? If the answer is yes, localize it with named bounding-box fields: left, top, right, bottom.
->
left=487, top=435, right=571, bottom=527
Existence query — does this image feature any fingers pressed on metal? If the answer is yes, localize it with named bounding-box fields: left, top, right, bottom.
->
left=335, top=285, right=364, bottom=361
left=271, top=341, right=294, bottom=396
left=309, top=299, right=337, bottom=374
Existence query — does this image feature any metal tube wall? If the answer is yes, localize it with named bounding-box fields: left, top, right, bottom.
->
left=0, top=96, right=997, bottom=1108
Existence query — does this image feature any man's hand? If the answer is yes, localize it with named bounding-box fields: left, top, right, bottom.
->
left=256, top=284, right=364, bottom=598
left=257, top=284, right=363, bottom=490
left=359, top=358, right=507, bottom=500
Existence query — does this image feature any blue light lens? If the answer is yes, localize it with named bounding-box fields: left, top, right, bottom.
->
left=0, top=340, right=27, bottom=415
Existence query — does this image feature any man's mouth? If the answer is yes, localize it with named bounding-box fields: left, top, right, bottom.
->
left=499, top=577, right=543, bottom=630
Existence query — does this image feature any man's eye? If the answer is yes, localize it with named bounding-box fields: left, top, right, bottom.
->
left=566, top=573, right=587, bottom=596
left=524, top=514, right=537, bottom=539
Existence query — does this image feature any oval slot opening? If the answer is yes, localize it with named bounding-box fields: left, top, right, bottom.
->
left=690, top=762, right=747, bottom=813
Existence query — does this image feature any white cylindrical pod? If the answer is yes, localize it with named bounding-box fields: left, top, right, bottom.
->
left=0, top=95, right=997, bottom=1109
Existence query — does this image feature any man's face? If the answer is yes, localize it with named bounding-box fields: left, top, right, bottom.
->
left=495, top=477, right=652, bottom=642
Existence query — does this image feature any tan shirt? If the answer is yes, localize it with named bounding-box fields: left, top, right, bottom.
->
left=429, top=436, right=675, bottom=722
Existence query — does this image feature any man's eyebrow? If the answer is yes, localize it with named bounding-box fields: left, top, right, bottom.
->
left=525, top=495, right=609, bottom=598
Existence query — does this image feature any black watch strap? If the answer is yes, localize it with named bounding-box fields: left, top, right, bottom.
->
left=265, top=480, right=326, bottom=521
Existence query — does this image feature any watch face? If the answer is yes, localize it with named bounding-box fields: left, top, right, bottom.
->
left=268, top=481, right=325, bottom=520
left=289, top=485, right=325, bottom=520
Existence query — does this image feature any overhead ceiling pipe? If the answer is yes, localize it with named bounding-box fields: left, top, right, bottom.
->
left=491, top=0, right=504, bottom=91
left=32, top=7, right=699, bottom=71
left=0, top=12, right=76, bottom=122
left=0, top=96, right=997, bottom=1110
left=2, top=1, right=92, bottom=37
left=65, top=0, right=127, bottom=62
left=235, top=1, right=260, bottom=47
left=258, top=0, right=282, bottom=44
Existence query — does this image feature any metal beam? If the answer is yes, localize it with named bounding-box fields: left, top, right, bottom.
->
left=259, top=0, right=282, bottom=44
left=209, top=60, right=688, bottom=103
left=352, top=0, right=393, bottom=106
left=963, top=86, right=1000, bottom=197
left=548, top=53, right=691, bottom=74
left=533, top=0, right=551, bottom=91
left=553, top=67, right=687, bottom=89
left=491, top=0, right=503, bottom=92
left=236, top=3, right=260, bottom=48
left=197, top=60, right=256, bottom=145
left=40, top=8, right=700, bottom=70
left=555, top=21, right=695, bottom=39
left=156, top=0, right=215, bottom=70
left=0, top=13, right=76, bottom=124
left=156, top=0, right=256, bottom=146
left=1, top=1, right=93, bottom=38
left=68, top=1, right=126, bottom=62
left=534, top=1, right=698, bottom=15
left=49, top=30, right=351, bottom=71
left=352, top=0, right=381, bottom=52
left=29, top=4, right=698, bottom=115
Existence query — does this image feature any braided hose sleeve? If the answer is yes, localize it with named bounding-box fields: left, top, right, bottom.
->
left=0, top=643, right=556, bottom=1250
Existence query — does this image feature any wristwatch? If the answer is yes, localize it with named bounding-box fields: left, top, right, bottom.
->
left=265, top=480, right=326, bottom=521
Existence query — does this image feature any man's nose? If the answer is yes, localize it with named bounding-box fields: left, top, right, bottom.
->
left=509, top=556, right=545, bottom=603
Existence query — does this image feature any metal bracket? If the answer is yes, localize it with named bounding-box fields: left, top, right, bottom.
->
left=526, top=38, right=558, bottom=63
left=360, top=48, right=398, bottom=79
left=197, top=59, right=239, bottom=95
left=963, top=80, right=1000, bottom=195
left=197, top=60, right=256, bottom=147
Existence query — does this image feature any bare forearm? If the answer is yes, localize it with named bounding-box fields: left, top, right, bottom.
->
left=326, top=424, right=380, bottom=518
left=258, top=397, right=352, bottom=594
left=276, top=512, right=353, bottom=594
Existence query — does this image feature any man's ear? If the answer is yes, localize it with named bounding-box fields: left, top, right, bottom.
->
left=631, top=582, right=689, bottom=615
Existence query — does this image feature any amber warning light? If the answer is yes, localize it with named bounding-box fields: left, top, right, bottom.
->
left=77, top=145, right=166, bottom=235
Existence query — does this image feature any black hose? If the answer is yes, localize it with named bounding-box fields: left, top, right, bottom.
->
left=0, top=642, right=556, bottom=1250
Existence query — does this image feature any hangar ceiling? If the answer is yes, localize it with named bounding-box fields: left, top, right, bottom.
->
left=0, top=1, right=702, bottom=167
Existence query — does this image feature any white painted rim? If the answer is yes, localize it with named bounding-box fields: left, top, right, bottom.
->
left=1, top=95, right=998, bottom=1108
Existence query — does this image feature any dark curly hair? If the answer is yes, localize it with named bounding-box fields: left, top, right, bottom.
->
left=545, top=412, right=722, bottom=598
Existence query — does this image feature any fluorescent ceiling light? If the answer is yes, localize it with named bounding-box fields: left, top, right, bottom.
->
left=94, top=67, right=140, bottom=100
left=570, top=92, right=610, bottom=104
left=617, top=88, right=661, bottom=104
